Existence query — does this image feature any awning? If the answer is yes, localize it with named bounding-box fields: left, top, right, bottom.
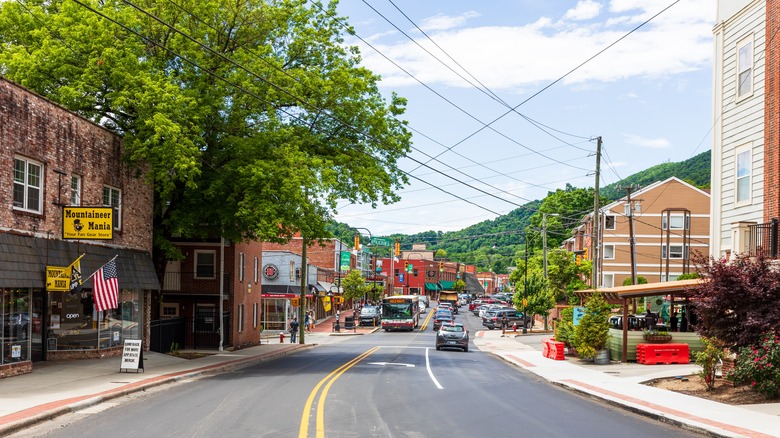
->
left=573, top=279, right=704, bottom=302
left=424, top=283, right=440, bottom=291
left=318, top=281, right=342, bottom=294
left=439, top=280, right=455, bottom=290
left=311, top=282, right=326, bottom=293
left=262, top=284, right=314, bottom=298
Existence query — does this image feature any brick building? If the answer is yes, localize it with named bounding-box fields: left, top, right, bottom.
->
left=0, top=77, right=159, bottom=378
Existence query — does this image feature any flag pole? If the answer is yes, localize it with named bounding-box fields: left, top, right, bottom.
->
left=84, top=254, right=119, bottom=283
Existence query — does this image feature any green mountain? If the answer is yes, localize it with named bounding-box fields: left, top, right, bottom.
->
left=333, top=150, right=711, bottom=270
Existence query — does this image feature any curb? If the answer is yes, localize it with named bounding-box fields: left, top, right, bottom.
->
left=0, top=344, right=312, bottom=436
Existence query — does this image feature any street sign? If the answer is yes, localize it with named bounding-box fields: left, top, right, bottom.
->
left=399, top=273, right=404, bottom=283
left=370, top=237, right=392, bottom=246
left=291, top=297, right=300, bottom=307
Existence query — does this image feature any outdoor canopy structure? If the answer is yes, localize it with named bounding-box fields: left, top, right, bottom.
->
left=574, top=278, right=704, bottom=362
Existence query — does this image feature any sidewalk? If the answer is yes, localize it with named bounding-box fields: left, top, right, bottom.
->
left=473, top=329, right=780, bottom=438
left=2, top=320, right=779, bottom=438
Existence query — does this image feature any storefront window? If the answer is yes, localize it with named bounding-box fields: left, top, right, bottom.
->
left=2, top=288, right=32, bottom=364
left=47, top=289, right=140, bottom=351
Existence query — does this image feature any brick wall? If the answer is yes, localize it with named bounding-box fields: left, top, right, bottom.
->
left=264, top=237, right=338, bottom=270
left=766, top=0, right=780, bottom=222
left=0, top=361, right=33, bottom=378
left=0, top=78, right=153, bottom=252
left=230, top=241, right=263, bottom=347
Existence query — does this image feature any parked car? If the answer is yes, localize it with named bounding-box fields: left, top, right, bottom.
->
left=432, top=310, right=454, bottom=331
left=479, top=304, right=510, bottom=318
left=469, top=298, right=507, bottom=312
left=359, top=306, right=381, bottom=326
left=482, top=308, right=530, bottom=330
left=435, top=322, right=469, bottom=352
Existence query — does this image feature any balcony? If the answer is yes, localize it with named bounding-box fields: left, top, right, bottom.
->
left=162, top=271, right=233, bottom=295
left=748, top=219, right=779, bottom=259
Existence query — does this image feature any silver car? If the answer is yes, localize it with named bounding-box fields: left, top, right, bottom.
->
left=435, top=322, right=469, bottom=352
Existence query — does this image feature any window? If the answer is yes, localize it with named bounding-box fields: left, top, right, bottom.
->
left=238, top=304, right=244, bottom=332
left=602, top=273, right=614, bottom=288
left=662, top=215, right=689, bottom=230
left=603, top=244, right=615, bottom=260
left=662, top=245, right=688, bottom=259
left=253, top=257, right=259, bottom=283
left=70, top=175, right=81, bottom=206
left=604, top=215, right=616, bottom=230
left=194, top=251, right=216, bottom=279
left=737, top=35, right=754, bottom=99
left=238, top=252, right=245, bottom=282
left=736, top=146, right=751, bottom=204
left=289, top=261, right=295, bottom=281
left=13, top=156, right=43, bottom=213
left=253, top=303, right=258, bottom=328
left=103, top=186, right=122, bottom=230
left=161, top=304, right=179, bottom=319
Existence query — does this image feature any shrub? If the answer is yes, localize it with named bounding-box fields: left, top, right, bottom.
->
left=728, top=330, right=780, bottom=398
left=695, top=337, right=725, bottom=391
left=555, top=307, right=574, bottom=347
left=572, top=293, right=611, bottom=360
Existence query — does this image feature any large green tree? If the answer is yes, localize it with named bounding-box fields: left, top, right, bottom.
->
left=0, top=0, right=411, bottom=279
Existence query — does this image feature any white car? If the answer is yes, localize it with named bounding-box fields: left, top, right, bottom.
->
left=419, top=302, right=427, bottom=314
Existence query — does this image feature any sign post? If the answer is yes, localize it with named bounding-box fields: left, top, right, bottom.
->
left=120, top=339, right=144, bottom=373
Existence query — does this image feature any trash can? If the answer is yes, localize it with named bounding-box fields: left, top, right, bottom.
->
left=344, top=316, right=355, bottom=330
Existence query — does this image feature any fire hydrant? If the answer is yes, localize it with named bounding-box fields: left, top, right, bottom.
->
left=513, top=322, right=517, bottom=332
left=279, top=332, right=285, bottom=343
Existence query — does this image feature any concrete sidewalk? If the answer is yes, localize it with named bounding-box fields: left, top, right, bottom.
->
left=473, top=329, right=780, bottom=438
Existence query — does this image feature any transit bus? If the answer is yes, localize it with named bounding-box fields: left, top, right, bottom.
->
left=381, top=295, right=420, bottom=332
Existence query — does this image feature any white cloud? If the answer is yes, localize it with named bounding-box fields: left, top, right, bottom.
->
left=622, top=133, right=671, bottom=149
left=564, top=0, right=604, bottom=21
left=420, top=11, right=480, bottom=32
left=349, top=0, right=713, bottom=91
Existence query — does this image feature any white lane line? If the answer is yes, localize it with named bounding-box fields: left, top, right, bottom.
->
left=425, top=347, right=444, bottom=390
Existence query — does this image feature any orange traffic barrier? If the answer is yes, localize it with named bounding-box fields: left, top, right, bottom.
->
left=637, top=343, right=689, bottom=364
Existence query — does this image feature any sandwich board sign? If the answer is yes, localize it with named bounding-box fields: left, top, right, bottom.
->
left=120, top=339, right=144, bottom=373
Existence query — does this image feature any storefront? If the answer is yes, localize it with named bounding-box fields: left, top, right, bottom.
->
left=0, top=234, right=158, bottom=377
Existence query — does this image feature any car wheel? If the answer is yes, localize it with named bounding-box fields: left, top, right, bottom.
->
left=435, top=346, right=441, bottom=350
left=463, top=346, right=468, bottom=352
left=487, top=327, right=493, bottom=330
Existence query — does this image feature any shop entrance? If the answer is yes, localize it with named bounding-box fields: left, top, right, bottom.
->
left=31, top=290, right=45, bottom=362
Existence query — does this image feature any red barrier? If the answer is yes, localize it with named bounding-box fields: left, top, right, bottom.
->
left=637, top=343, right=689, bottom=364
left=542, top=338, right=566, bottom=360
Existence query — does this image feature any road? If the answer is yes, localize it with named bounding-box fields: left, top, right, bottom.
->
left=14, top=306, right=701, bottom=437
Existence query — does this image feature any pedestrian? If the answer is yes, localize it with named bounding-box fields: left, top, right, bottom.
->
left=289, top=317, right=299, bottom=343
left=309, top=310, right=316, bottom=330
left=501, top=315, right=508, bottom=334
left=304, top=312, right=310, bottom=333
left=680, top=313, right=688, bottom=332
left=670, top=312, right=679, bottom=332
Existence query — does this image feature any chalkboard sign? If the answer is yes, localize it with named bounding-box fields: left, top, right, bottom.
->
left=120, top=339, right=144, bottom=373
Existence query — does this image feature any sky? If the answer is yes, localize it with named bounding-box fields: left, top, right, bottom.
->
left=331, top=0, right=715, bottom=237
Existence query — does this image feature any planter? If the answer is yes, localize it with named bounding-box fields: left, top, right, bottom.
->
left=594, top=348, right=610, bottom=365
left=643, top=334, right=673, bottom=342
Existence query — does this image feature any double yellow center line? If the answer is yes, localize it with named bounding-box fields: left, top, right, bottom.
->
left=298, top=346, right=380, bottom=438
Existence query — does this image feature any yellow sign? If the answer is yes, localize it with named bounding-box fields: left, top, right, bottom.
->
left=291, top=297, right=300, bottom=307
left=323, top=296, right=332, bottom=312
left=46, top=266, right=71, bottom=291
left=62, top=207, right=113, bottom=240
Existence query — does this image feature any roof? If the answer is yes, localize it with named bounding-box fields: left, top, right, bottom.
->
left=574, top=278, right=703, bottom=301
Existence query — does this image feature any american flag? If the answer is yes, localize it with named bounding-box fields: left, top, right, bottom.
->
left=93, top=259, right=119, bottom=312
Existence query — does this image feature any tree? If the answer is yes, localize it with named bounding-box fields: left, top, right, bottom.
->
left=0, top=0, right=411, bottom=280
left=452, top=279, right=466, bottom=292
left=691, top=255, right=780, bottom=349
left=513, top=272, right=555, bottom=328
left=572, top=293, right=612, bottom=360
left=341, top=270, right=367, bottom=302
left=545, top=248, right=590, bottom=302
left=622, top=276, right=648, bottom=286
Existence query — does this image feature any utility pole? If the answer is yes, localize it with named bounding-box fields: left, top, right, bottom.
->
left=542, top=213, right=559, bottom=279
left=592, top=136, right=602, bottom=287
left=624, top=186, right=638, bottom=287
left=299, top=233, right=307, bottom=345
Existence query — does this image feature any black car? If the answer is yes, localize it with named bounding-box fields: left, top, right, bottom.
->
left=359, top=306, right=381, bottom=326
left=432, top=310, right=453, bottom=331
left=435, top=322, right=469, bottom=352
left=481, top=308, right=530, bottom=330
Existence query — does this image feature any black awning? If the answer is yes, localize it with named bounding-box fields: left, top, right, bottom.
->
left=0, top=233, right=159, bottom=290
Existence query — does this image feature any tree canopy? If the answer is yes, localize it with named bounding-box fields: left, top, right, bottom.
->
left=0, top=0, right=411, bottom=276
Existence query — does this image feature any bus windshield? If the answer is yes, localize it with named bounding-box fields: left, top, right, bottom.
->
left=382, top=302, right=412, bottom=319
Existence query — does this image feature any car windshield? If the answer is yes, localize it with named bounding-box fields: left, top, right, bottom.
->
left=360, top=307, right=377, bottom=315
left=382, top=303, right=412, bottom=318
left=442, top=325, right=464, bottom=332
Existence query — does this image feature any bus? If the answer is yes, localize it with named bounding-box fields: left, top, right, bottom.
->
left=381, top=295, right=420, bottom=332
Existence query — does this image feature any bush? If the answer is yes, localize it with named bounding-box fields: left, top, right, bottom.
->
left=695, top=337, right=725, bottom=391
left=728, top=330, right=780, bottom=398
left=572, top=293, right=611, bottom=360
left=555, top=307, right=574, bottom=347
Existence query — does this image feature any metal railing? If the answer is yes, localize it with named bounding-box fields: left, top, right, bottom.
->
left=748, top=219, right=779, bottom=259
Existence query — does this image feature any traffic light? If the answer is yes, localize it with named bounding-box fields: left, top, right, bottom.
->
left=395, top=240, right=400, bottom=256
left=439, top=261, right=444, bottom=272
left=404, top=260, right=409, bottom=272
left=584, top=247, right=589, bottom=260
left=354, top=234, right=360, bottom=250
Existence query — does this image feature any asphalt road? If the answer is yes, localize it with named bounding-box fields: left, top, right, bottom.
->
left=15, top=307, right=702, bottom=438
